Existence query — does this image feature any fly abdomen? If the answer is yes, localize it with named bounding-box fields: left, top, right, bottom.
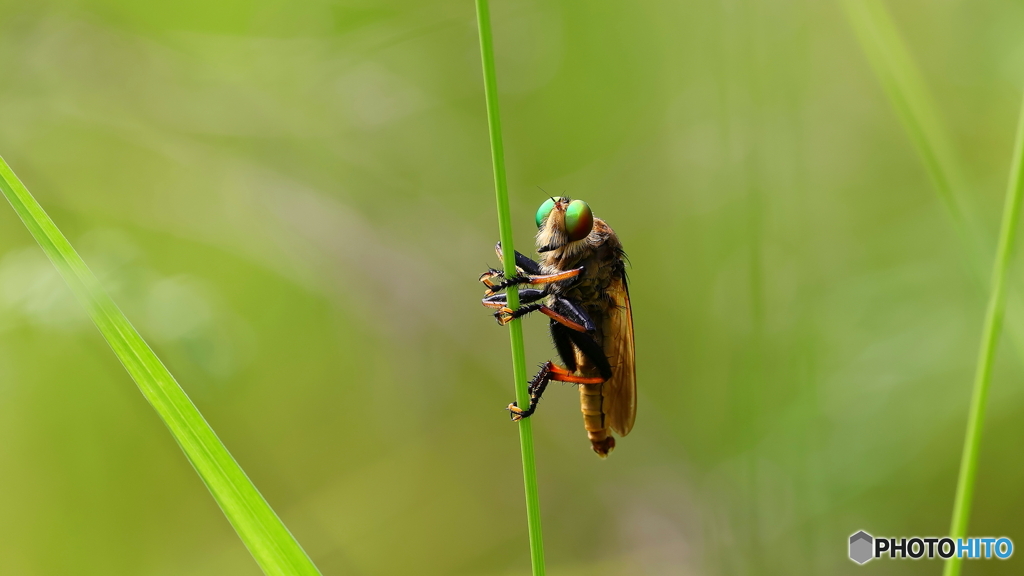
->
left=580, top=382, right=615, bottom=457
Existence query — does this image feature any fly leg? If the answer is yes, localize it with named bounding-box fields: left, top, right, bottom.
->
left=483, top=284, right=602, bottom=420
left=505, top=299, right=602, bottom=420
left=479, top=267, right=584, bottom=296
left=550, top=297, right=596, bottom=332
left=482, top=289, right=545, bottom=325
left=478, top=243, right=543, bottom=292
left=508, top=361, right=605, bottom=421
left=494, top=242, right=543, bottom=275
left=481, top=290, right=545, bottom=308
left=487, top=295, right=596, bottom=332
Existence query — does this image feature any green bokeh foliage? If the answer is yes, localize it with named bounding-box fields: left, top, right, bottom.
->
left=1, top=1, right=1024, bottom=574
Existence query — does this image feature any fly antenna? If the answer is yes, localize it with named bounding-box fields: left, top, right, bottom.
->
left=536, top=185, right=556, bottom=203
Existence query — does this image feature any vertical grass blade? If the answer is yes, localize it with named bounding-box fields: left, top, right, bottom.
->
left=0, top=155, right=321, bottom=576
left=943, top=93, right=1024, bottom=576
left=474, top=1, right=546, bottom=574
left=846, top=5, right=1024, bottom=569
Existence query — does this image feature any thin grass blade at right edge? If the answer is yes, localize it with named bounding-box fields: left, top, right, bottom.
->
left=842, top=0, right=1024, bottom=366
left=942, top=91, right=1024, bottom=576
left=843, top=4, right=1024, bottom=572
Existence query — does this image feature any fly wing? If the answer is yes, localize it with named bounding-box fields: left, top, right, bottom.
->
left=602, top=270, right=636, bottom=436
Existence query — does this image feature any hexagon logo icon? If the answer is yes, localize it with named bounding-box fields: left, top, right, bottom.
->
left=849, top=531, right=873, bottom=564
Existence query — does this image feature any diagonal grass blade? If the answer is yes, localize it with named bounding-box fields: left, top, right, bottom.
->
left=0, top=154, right=321, bottom=576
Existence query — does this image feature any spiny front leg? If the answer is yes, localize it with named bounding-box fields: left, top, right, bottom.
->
left=478, top=268, right=505, bottom=292
left=492, top=304, right=543, bottom=326
left=483, top=292, right=594, bottom=332
left=482, top=290, right=545, bottom=325
left=508, top=361, right=604, bottom=421
left=494, top=242, right=543, bottom=275
left=481, top=243, right=543, bottom=291
left=480, top=267, right=585, bottom=296
left=487, top=267, right=584, bottom=296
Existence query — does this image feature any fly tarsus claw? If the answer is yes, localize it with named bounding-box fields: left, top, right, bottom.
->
left=507, top=402, right=526, bottom=421
left=494, top=307, right=514, bottom=325
left=479, top=269, right=504, bottom=293
left=481, top=272, right=528, bottom=295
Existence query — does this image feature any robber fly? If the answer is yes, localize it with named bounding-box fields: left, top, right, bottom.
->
left=480, top=197, right=635, bottom=457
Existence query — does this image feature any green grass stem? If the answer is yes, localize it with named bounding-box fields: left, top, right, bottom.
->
left=846, top=5, right=1024, bottom=570
left=942, top=93, right=1024, bottom=576
left=474, top=1, right=546, bottom=574
left=0, top=155, right=321, bottom=576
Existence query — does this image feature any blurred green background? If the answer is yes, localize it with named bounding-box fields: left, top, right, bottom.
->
left=2, top=0, right=1024, bottom=574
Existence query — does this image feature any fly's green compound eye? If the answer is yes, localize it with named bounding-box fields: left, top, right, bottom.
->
left=565, top=199, right=594, bottom=241
left=535, top=197, right=557, bottom=228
